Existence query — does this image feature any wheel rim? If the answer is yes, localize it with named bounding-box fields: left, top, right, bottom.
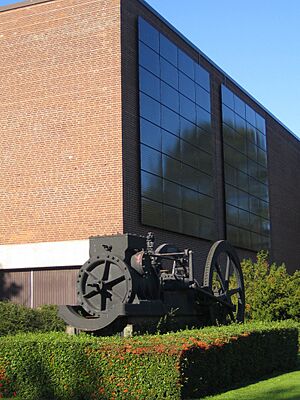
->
left=203, top=241, right=245, bottom=324
left=77, top=254, right=133, bottom=317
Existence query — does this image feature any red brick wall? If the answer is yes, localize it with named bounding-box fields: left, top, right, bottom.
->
left=0, top=0, right=123, bottom=244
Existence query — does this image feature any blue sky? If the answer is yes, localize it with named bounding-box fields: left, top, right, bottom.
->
left=1, top=0, right=299, bottom=138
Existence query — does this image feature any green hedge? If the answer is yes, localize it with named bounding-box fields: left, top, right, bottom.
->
left=0, top=321, right=298, bottom=400
left=0, top=302, right=66, bottom=336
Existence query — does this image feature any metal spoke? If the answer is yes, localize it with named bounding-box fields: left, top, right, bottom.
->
left=107, top=275, right=125, bottom=288
left=215, top=264, right=226, bottom=292
left=224, top=256, right=231, bottom=290
left=101, top=294, right=107, bottom=311
left=228, top=288, right=241, bottom=297
left=110, top=289, right=123, bottom=301
left=84, top=269, right=98, bottom=281
left=83, top=290, right=99, bottom=299
left=102, top=260, right=110, bottom=281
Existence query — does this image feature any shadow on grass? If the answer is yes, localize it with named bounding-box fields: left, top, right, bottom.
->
left=196, top=354, right=300, bottom=400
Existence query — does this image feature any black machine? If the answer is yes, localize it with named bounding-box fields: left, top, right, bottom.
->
left=59, top=233, right=245, bottom=334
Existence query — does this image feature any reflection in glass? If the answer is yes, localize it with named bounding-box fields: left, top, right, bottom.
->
left=139, top=42, right=160, bottom=76
left=139, top=18, right=159, bottom=52
left=139, top=17, right=214, bottom=241
left=178, top=49, right=194, bottom=79
left=221, top=85, right=270, bottom=251
left=160, top=34, right=177, bottom=66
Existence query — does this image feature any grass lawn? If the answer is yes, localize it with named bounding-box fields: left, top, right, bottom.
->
left=204, top=355, right=300, bottom=400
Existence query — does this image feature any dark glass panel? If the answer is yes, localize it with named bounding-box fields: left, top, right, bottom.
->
left=247, top=159, right=258, bottom=179
left=180, top=117, right=198, bottom=144
left=238, top=189, right=249, bottom=211
left=195, top=64, right=210, bottom=92
left=181, top=140, right=198, bottom=169
left=181, top=163, right=199, bottom=191
left=139, top=18, right=159, bottom=52
left=250, top=232, right=260, bottom=251
left=239, top=229, right=251, bottom=249
left=250, top=214, right=261, bottom=234
left=237, top=151, right=248, bottom=173
left=178, top=49, right=194, bottom=79
left=222, top=105, right=235, bottom=129
left=163, top=180, right=182, bottom=208
left=259, top=200, right=270, bottom=219
left=235, top=114, right=246, bottom=133
left=196, top=106, right=211, bottom=131
left=141, top=198, right=163, bottom=227
left=161, top=81, right=179, bottom=113
left=247, top=141, right=258, bottom=162
left=257, top=166, right=268, bottom=184
left=164, top=205, right=182, bottom=233
left=182, top=211, right=200, bottom=237
left=226, top=204, right=239, bottom=226
left=224, top=163, right=237, bottom=186
left=245, top=104, right=256, bottom=127
left=249, top=196, right=260, bottom=215
left=237, top=170, right=249, bottom=192
left=141, top=144, right=162, bottom=176
left=224, top=144, right=236, bottom=169
left=249, top=177, right=262, bottom=199
left=180, top=94, right=196, bottom=123
left=160, top=34, right=177, bottom=66
left=140, top=93, right=160, bottom=126
left=227, top=224, right=239, bottom=246
left=198, top=193, right=214, bottom=218
left=257, top=130, right=267, bottom=151
left=198, top=171, right=213, bottom=196
left=139, top=42, right=160, bottom=76
left=161, top=105, right=180, bottom=135
left=261, top=219, right=271, bottom=236
left=160, top=58, right=178, bottom=89
left=162, top=130, right=181, bottom=159
left=197, top=127, right=212, bottom=154
left=140, top=118, right=161, bottom=151
left=199, top=216, right=215, bottom=240
left=234, top=95, right=246, bottom=118
left=238, top=209, right=250, bottom=229
left=195, top=85, right=210, bottom=112
left=182, top=187, right=200, bottom=214
left=221, top=85, right=234, bottom=109
left=139, top=67, right=160, bottom=101
left=199, top=150, right=213, bottom=175
left=223, top=124, right=235, bottom=146
left=141, top=171, right=163, bottom=202
left=225, top=184, right=238, bottom=207
left=257, top=147, right=267, bottom=167
left=162, top=154, right=181, bottom=185
left=179, top=72, right=195, bottom=101
left=256, top=113, right=266, bottom=134
left=246, top=122, right=257, bottom=144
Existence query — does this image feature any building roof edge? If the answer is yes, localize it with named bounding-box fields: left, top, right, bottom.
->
left=0, top=0, right=54, bottom=13
left=139, top=0, right=299, bottom=143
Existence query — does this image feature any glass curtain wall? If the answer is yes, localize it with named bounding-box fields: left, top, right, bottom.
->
left=138, top=17, right=215, bottom=240
left=221, top=85, right=270, bottom=250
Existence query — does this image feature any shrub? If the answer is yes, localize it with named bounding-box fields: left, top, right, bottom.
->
left=0, top=301, right=66, bottom=336
left=0, top=321, right=298, bottom=399
left=241, top=251, right=300, bottom=322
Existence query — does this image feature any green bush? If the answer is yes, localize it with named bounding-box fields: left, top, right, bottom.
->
left=241, top=251, right=300, bottom=322
left=0, top=321, right=297, bottom=399
left=0, top=302, right=66, bottom=336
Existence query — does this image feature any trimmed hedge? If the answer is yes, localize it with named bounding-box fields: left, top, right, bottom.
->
left=0, top=321, right=298, bottom=399
left=0, top=302, right=66, bottom=336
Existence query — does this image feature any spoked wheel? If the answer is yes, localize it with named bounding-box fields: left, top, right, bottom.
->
left=203, top=240, right=245, bottom=324
left=77, top=254, right=133, bottom=318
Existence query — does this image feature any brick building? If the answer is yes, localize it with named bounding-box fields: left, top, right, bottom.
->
left=0, top=0, right=299, bottom=307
